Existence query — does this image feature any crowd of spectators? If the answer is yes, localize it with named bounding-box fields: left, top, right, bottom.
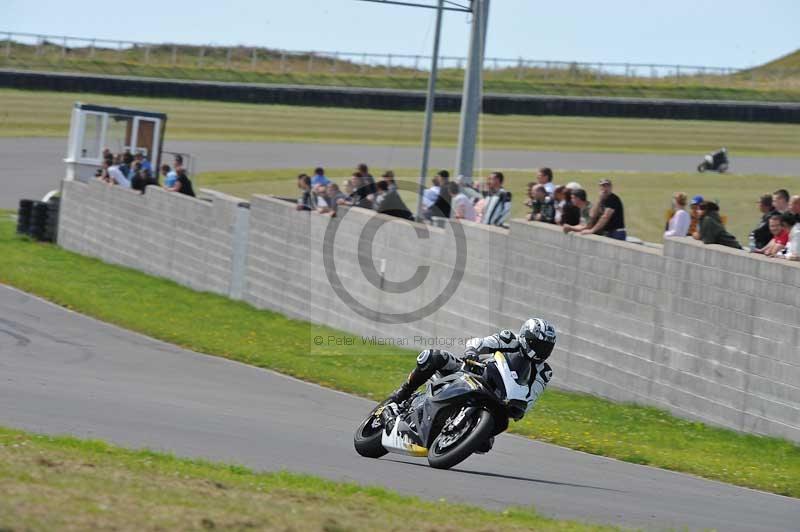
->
left=292, top=163, right=799, bottom=261
left=660, top=187, right=800, bottom=260
left=96, top=150, right=195, bottom=197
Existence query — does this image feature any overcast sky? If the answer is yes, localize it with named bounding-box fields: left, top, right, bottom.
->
left=3, top=0, right=798, bottom=69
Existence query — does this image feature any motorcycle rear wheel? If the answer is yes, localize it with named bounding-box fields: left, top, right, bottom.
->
left=354, top=403, right=389, bottom=458
left=697, top=163, right=707, bottom=173
left=427, top=408, right=494, bottom=470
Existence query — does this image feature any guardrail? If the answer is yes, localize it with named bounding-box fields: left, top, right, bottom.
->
left=3, top=29, right=792, bottom=83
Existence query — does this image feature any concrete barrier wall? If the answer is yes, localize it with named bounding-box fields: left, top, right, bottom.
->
left=58, top=179, right=244, bottom=297
left=5, top=69, right=800, bottom=123
left=57, top=182, right=800, bottom=442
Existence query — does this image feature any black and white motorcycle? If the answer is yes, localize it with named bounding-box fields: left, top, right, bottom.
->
left=353, top=351, right=535, bottom=469
left=697, top=147, right=729, bottom=173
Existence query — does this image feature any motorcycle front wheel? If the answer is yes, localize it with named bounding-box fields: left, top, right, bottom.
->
left=697, top=163, right=707, bottom=173
left=427, top=408, right=494, bottom=470
left=353, top=402, right=389, bottom=458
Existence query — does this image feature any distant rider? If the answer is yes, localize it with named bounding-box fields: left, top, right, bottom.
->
left=388, top=318, right=556, bottom=421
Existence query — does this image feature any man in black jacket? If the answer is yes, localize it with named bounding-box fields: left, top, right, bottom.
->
left=750, top=194, right=778, bottom=249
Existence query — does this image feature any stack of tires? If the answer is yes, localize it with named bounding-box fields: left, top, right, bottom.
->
left=17, top=197, right=59, bottom=242
left=16, top=199, right=33, bottom=235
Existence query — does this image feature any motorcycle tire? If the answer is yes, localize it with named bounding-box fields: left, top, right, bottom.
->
left=353, top=403, right=389, bottom=458
left=697, top=164, right=707, bottom=173
left=717, top=163, right=728, bottom=174
left=427, top=408, right=494, bottom=470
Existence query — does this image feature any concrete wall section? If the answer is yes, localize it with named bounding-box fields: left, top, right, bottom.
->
left=57, top=182, right=800, bottom=443
left=58, top=179, right=245, bottom=298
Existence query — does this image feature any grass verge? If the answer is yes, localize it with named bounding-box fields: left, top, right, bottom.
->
left=0, top=426, right=620, bottom=531
left=1, top=214, right=798, bottom=497
left=198, top=167, right=800, bottom=245
left=2, top=88, right=800, bottom=156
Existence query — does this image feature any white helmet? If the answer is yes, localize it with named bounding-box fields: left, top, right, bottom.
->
left=518, top=318, right=556, bottom=363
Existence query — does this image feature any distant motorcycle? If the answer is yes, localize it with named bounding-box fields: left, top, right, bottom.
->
left=697, top=147, right=729, bottom=173
left=354, top=352, right=531, bottom=469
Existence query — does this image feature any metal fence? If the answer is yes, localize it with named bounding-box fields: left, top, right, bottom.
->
left=1, top=30, right=796, bottom=83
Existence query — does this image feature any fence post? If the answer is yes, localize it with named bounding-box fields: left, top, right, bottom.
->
left=517, top=57, right=523, bottom=80
left=675, top=65, right=681, bottom=81
left=5, top=33, right=10, bottom=59
left=225, top=47, right=231, bottom=69
left=89, top=39, right=95, bottom=59
left=307, top=52, right=314, bottom=72
left=386, top=53, right=392, bottom=75
left=61, top=36, right=67, bottom=60
left=144, top=45, right=150, bottom=64
left=198, top=46, right=204, bottom=67
left=172, top=45, right=177, bottom=66
left=331, top=52, right=338, bottom=73
left=36, top=36, right=43, bottom=56
left=251, top=48, right=257, bottom=69
left=280, top=52, right=286, bottom=73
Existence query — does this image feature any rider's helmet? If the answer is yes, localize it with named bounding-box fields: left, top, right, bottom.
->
left=518, top=318, right=556, bottom=363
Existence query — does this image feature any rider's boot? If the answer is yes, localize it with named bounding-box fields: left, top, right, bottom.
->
left=388, top=366, right=435, bottom=405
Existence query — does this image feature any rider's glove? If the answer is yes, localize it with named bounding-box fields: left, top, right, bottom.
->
left=463, top=348, right=480, bottom=362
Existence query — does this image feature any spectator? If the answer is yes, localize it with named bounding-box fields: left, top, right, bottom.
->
left=560, top=189, right=581, bottom=227
left=357, top=163, right=377, bottom=195
left=689, top=195, right=703, bottom=236
left=161, top=164, right=178, bottom=189
left=773, top=189, right=790, bottom=213
left=481, top=171, right=512, bottom=226
left=664, top=192, right=690, bottom=237
left=692, top=201, right=741, bottom=249
left=320, top=183, right=348, bottom=216
left=107, top=160, right=131, bottom=188
left=311, top=167, right=330, bottom=187
left=553, top=185, right=568, bottom=224
left=349, top=173, right=374, bottom=209
left=174, top=154, right=184, bottom=167
left=756, top=213, right=790, bottom=256
left=119, top=151, right=134, bottom=179
left=778, top=196, right=800, bottom=260
left=381, top=170, right=397, bottom=192
left=431, top=171, right=452, bottom=219
left=455, top=174, right=482, bottom=202
left=749, top=194, right=778, bottom=250
left=131, top=167, right=157, bottom=194
left=423, top=170, right=448, bottom=217
left=562, top=188, right=592, bottom=233
left=375, top=180, right=414, bottom=220
left=295, top=174, right=316, bottom=211
left=527, top=184, right=555, bottom=223
left=134, top=151, right=152, bottom=174
left=581, top=179, right=626, bottom=240
left=565, top=181, right=582, bottom=191
left=537, top=167, right=556, bottom=195
left=448, top=182, right=477, bottom=222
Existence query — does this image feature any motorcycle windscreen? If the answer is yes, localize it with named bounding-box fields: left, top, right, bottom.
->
left=492, top=352, right=532, bottom=403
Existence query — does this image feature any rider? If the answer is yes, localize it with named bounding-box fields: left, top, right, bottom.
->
left=388, top=318, right=556, bottom=420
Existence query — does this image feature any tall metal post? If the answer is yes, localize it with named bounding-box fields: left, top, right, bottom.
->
left=454, top=0, right=489, bottom=182
left=415, top=0, right=444, bottom=220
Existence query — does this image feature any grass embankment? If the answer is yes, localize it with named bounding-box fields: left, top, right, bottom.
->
left=0, top=427, right=619, bottom=531
left=2, top=88, right=800, bottom=156
left=3, top=44, right=800, bottom=102
left=1, top=215, right=798, bottom=497
left=198, top=167, right=800, bottom=245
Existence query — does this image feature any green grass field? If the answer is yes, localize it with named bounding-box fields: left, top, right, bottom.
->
left=2, top=88, right=800, bottom=156
left=2, top=214, right=798, bottom=498
left=4, top=40, right=800, bottom=102
left=0, top=427, right=621, bottom=531
left=197, top=167, right=799, bottom=245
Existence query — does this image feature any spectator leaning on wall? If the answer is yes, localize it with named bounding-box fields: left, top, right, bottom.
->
left=664, top=192, right=690, bottom=238
left=169, top=167, right=196, bottom=198
left=527, top=184, right=555, bottom=223
left=693, top=201, right=741, bottom=249
left=311, top=167, right=331, bottom=187
left=688, top=195, right=703, bottom=236
left=448, top=181, right=477, bottom=222
left=376, top=180, right=414, bottom=220
left=295, top=174, right=316, bottom=211
left=773, top=189, right=790, bottom=213
left=357, top=163, right=377, bottom=195
left=481, top=171, right=512, bottom=226
left=581, top=179, right=626, bottom=240
left=778, top=195, right=800, bottom=260
left=756, top=213, right=790, bottom=257
left=749, top=194, right=778, bottom=250
left=537, top=167, right=556, bottom=196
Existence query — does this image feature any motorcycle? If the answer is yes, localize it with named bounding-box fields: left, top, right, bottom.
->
left=353, top=351, right=536, bottom=469
left=697, top=147, right=729, bottom=173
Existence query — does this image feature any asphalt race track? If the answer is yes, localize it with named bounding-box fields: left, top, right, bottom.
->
left=1, top=137, right=798, bottom=209
left=1, top=285, right=798, bottom=531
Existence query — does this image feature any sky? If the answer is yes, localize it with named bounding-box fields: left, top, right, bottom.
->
left=3, top=0, right=798, bottom=69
